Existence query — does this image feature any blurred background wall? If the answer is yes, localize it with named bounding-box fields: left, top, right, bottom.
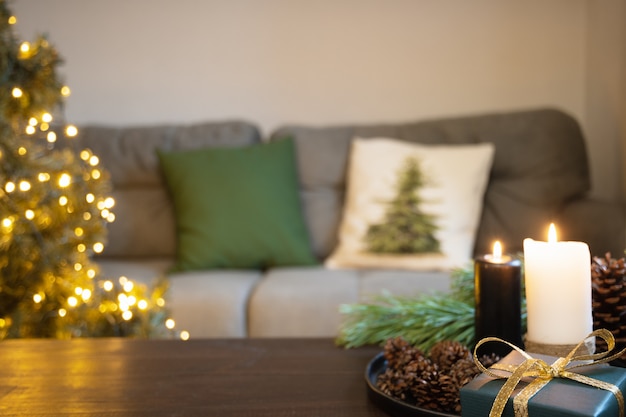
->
left=11, top=0, right=626, bottom=201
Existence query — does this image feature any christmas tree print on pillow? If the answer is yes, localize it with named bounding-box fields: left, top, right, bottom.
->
left=325, top=137, right=495, bottom=270
left=364, top=156, right=441, bottom=254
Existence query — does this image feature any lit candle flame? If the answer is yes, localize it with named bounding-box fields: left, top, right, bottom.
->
left=548, top=223, right=557, bottom=243
left=492, top=241, right=502, bottom=261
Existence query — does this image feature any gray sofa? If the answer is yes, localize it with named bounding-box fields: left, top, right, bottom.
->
left=76, top=108, right=625, bottom=339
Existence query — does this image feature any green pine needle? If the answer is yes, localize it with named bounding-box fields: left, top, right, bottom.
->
left=336, top=291, right=474, bottom=352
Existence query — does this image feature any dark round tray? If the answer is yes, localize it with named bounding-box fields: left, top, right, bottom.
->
left=365, top=352, right=459, bottom=417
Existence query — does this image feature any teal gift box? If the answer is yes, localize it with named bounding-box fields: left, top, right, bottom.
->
left=460, top=350, right=626, bottom=417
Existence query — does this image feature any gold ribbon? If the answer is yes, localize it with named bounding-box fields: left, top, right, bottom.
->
left=473, top=329, right=626, bottom=417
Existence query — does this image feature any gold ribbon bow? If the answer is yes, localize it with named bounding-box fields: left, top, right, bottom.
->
left=473, top=329, right=626, bottom=417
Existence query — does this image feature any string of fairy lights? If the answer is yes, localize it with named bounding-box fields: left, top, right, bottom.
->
left=0, top=12, right=189, bottom=340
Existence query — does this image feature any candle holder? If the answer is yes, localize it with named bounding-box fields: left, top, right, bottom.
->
left=474, top=243, right=523, bottom=357
left=524, top=337, right=595, bottom=357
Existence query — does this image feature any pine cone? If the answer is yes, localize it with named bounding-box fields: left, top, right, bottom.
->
left=377, top=337, right=497, bottom=414
left=383, top=336, right=424, bottom=370
left=440, top=371, right=464, bottom=415
left=411, top=366, right=460, bottom=414
left=450, top=357, right=481, bottom=388
left=591, top=253, right=626, bottom=356
left=429, top=340, right=471, bottom=371
left=377, top=367, right=413, bottom=400
left=478, top=352, right=501, bottom=369
left=406, top=354, right=438, bottom=378
left=409, top=360, right=442, bottom=410
left=377, top=337, right=426, bottom=400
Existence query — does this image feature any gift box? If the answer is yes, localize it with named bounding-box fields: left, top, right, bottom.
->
left=460, top=350, right=626, bottom=417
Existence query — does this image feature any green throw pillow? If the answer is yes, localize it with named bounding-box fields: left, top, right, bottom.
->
left=157, top=138, right=317, bottom=271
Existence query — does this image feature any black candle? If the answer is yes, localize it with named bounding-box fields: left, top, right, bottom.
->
left=474, top=241, right=523, bottom=357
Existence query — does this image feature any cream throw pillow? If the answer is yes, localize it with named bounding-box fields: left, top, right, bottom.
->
left=325, top=138, right=495, bottom=270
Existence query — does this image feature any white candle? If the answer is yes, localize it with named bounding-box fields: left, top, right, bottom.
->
left=523, top=223, right=592, bottom=345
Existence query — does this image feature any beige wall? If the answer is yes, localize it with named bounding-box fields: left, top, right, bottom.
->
left=620, top=2, right=626, bottom=199
left=617, top=0, right=626, bottom=202
left=623, top=0, right=626, bottom=203
left=12, top=0, right=623, bottom=200
left=586, top=0, right=626, bottom=200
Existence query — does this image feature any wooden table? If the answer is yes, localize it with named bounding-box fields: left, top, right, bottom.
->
left=0, top=337, right=389, bottom=416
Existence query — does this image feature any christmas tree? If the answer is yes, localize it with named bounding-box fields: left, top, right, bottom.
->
left=364, top=156, right=440, bottom=254
left=0, top=1, right=175, bottom=338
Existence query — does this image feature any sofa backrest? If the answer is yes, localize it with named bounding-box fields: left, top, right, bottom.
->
left=76, top=109, right=590, bottom=262
left=270, top=108, right=590, bottom=258
left=75, top=121, right=261, bottom=258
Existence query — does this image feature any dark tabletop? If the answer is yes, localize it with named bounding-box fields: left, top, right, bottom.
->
left=0, top=337, right=389, bottom=416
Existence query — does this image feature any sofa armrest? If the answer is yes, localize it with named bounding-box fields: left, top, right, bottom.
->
left=558, top=197, right=626, bottom=258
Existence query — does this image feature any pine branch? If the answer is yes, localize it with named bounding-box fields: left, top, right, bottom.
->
left=337, top=291, right=475, bottom=352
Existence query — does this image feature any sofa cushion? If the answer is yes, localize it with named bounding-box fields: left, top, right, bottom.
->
left=247, top=267, right=454, bottom=338
left=167, top=270, right=262, bottom=338
left=247, top=267, right=360, bottom=337
left=76, top=121, right=261, bottom=258
left=158, top=138, right=317, bottom=271
left=270, top=108, right=590, bottom=258
left=358, top=269, right=452, bottom=300
left=326, top=138, right=494, bottom=270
